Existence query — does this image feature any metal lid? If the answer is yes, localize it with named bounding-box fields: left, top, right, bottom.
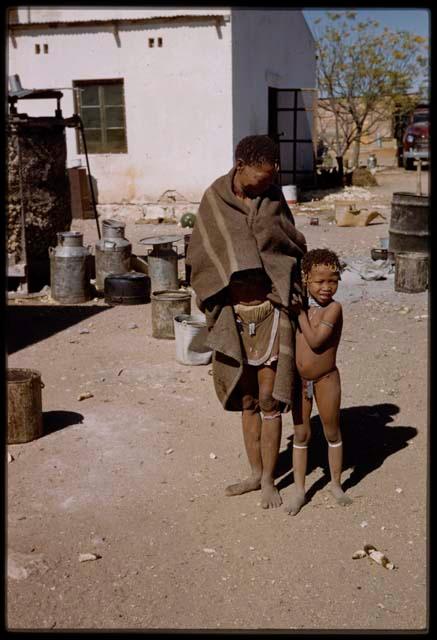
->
left=139, top=235, right=181, bottom=246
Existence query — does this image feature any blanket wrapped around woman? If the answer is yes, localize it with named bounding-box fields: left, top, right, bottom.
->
left=186, top=167, right=307, bottom=412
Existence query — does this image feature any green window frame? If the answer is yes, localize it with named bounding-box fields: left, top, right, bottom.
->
left=73, top=79, right=127, bottom=154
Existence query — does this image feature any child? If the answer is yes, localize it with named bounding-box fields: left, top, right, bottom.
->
left=285, top=248, right=352, bottom=515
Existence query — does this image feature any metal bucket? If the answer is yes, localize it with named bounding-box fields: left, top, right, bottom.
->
left=148, top=245, right=179, bottom=292
left=151, top=290, right=191, bottom=339
left=394, top=251, right=429, bottom=293
left=388, top=192, right=429, bottom=255
left=7, top=368, right=44, bottom=444
left=49, top=231, right=91, bottom=304
left=174, top=314, right=212, bottom=365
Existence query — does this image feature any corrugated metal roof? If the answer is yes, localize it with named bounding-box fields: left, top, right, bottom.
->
left=9, top=13, right=230, bottom=31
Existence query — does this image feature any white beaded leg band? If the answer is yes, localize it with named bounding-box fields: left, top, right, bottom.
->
left=293, top=443, right=308, bottom=449
left=263, top=412, right=281, bottom=421
left=328, top=440, right=343, bottom=448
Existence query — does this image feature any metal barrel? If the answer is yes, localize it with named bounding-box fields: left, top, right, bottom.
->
left=148, top=245, right=179, bottom=292
left=388, top=192, right=429, bottom=255
left=7, top=368, right=44, bottom=443
left=49, top=232, right=91, bottom=303
left=151, top=290, right=191, bottom=339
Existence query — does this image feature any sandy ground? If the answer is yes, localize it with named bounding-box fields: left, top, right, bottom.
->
left=6, top=167, right=429, bottom=631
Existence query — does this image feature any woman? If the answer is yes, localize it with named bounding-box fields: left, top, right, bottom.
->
left=187, top=135, right=307, bottom=509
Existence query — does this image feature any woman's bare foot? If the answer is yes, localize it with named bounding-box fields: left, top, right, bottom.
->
left=330, top=483, right=353, bottom=506
left=284, top=488, right=306, bottom=515
left=260, top=482, right=282, bottom=509
left=225, top=476, right=261, bottom=496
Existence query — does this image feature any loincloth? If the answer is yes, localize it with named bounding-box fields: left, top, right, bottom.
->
left=233, top=300, right=280, bottom=367
left=302, top=366, right=338, bottom=400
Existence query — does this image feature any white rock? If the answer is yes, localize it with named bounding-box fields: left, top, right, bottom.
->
left=79, top=553, right=101, bottom=562
left=360, top=521, right=368, bottom=528
left=77, top=392, right=94, bottom=401
left=79, top=328, right=90, bottom=334
left=165, top=448, right=174, bottom=455
left=352, top=549, right=367, bottom=559
left=203, top=548, right=216, bottom=554
left=395, top=487, right=403, bottom=493
left=209, top=453, right=217, bottom=459
left=127, top=323, right=138, bottom=329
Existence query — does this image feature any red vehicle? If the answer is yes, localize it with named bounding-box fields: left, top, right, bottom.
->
left=402, top=104, right=429, bottom=170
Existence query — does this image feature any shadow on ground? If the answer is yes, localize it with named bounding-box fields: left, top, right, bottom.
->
left=276, top=403, right=417, bottom=501
left=7, top=304, right=111, bottom=354
left=43, top=410, right=84, bottom=436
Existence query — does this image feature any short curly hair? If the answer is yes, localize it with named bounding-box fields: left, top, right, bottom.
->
left=235, top=135, right=279, bottom=166
left=301, top=248, right=343, bottom=286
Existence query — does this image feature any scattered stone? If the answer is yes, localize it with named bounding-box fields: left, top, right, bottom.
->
left=77, top=392, right=94, bottom=401
left=165, top=448, right=174, bottom=455
left=79, top=328, right=90, bottom=334
left=360, top=521, right=368, bottom=528
left=363, top=544, right=395, bottom=570
left=127, top=323, right=138, bottom=330
left=395, top=488, right=403, bottom=494
left=203, top=548, right=216, bottom=554
left=352, top=550, right=367, bottom=559
left=69, top=339, right=80, bottom=344
left=78, top=553, right=101, bottom=563
left=8, top=453, right=14, bottom=463
left=209, top=453, right=217, bottom=459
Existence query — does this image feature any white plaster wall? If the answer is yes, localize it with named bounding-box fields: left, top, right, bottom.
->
left=230, top=9, right=316, bottom=150
left=8, top=13, right=234, bottom=202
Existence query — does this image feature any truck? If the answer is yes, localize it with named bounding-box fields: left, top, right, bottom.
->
left=402, top=104, right=429, bottom=170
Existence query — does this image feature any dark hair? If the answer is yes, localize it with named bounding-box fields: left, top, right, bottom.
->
left=235, top=135, right=279, bottom=166
left=301, top=248, right=343, bottom=285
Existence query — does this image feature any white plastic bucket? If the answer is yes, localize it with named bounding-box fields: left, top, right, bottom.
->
left=282, top=185, right=298, bottom=205
left=173, top=314, right=213, bottom=366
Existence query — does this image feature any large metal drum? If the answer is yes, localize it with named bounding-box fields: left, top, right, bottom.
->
left=140, top=235, right=180, bottom=292
left=388, top=192, right=429, bottom=255
left=95, top=219, right=132, bottom=292
left=49, top=231, right=90, bottom=303
left=151, top=290, right=191, bottom=339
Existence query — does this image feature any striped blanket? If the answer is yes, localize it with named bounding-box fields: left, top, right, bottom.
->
left=186, top=167, right=307, bottom=411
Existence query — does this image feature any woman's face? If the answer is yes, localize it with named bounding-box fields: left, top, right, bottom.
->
left=236, top=161, right=278, bottom=198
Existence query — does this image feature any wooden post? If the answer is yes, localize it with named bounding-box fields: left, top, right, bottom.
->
left=416, top=158, right=422, bottom=196
left=395, top=251, right=429, bottom=293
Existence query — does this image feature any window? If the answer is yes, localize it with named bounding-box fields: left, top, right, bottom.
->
left=73, top=79, right=127, bottom=154
left=158, top=37, right=163, bottom=47
left=35, top=44, right=40, bottom=54
left=43, top=44, right=48, bottom=54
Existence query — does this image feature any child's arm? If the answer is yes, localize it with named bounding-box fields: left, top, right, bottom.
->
left=297, top=302, right=342, bottom=350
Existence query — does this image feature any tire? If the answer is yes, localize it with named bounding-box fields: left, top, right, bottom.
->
left=403, top=157, right=415, bottom=171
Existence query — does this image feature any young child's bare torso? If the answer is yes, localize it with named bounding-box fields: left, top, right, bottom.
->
left=296, top=300, right=342, bottom=381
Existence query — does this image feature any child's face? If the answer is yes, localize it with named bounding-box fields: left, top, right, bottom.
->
left=306, top=264, right=340, bottom=305
left=236, top=161, right=277, bottom=198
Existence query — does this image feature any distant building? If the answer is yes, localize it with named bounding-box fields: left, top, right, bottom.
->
left=8, top=7, right=316, bottom=215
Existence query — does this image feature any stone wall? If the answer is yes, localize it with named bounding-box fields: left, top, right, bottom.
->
left=7, top=116, right=72, bottom=263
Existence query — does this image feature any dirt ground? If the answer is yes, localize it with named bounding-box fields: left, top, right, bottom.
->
left=6, top=167, right=429, bottom=631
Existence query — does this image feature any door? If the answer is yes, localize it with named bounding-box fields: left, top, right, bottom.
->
left=268, top=87, right=317, bottom=187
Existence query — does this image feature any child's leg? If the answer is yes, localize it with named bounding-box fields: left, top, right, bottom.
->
left=285, top=382, right=312, bottom=515
left=257, top=364, right=282, bottom=509
left=314, top=369, right=352, bottom=506
left=225, top=365, right=262, bottom=496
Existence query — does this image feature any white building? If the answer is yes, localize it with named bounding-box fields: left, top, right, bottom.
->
left=8, top=7, right=316, bottom=214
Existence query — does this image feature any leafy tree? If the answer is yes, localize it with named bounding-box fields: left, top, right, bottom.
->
left=314, top=11, right=428, bottom=172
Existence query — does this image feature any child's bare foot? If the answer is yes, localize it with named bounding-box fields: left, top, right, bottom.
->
left=284, top=489, right=306, bottom=515
left=225, top=476, right=261, bottom=496
left=260, top=482, right=282, bottom=509
left=330, top=483, right=353, bottom=506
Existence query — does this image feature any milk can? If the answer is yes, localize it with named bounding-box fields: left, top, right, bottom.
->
left=139, top=235, right=180, bottom=292
left=49, top=231, right=91, bottom=303
left=95, top=219, right=132, bottom=292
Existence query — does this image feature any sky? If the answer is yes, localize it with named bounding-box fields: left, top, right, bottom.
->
left=303, top=8, right=430, bottom=39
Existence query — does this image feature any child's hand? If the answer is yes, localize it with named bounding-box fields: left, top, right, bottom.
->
left=290, top=292, right=302, bottom=315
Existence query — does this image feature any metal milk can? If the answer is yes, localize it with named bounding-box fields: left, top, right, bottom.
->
left=49, top=231, right=91, bottom=303
left=139, top=235, right=180, bottom=292
left=95, top=219, right=132, bottom=292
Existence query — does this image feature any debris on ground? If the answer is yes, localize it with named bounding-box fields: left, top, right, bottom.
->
left=363, top=545, right=395, bottom=570
left=343, top=257, right=394, bottom=280
left=77, top=392, right=94, bottom=401
left=78, top=553, right=102, bottom=563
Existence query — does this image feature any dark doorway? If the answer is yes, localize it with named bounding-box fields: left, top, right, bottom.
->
left=268, top=87, right=317, bottom=187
